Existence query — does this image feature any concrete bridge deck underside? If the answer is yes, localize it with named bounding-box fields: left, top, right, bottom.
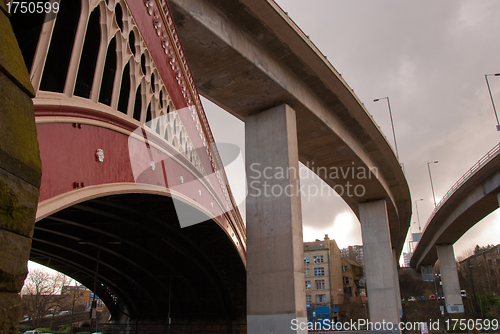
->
left=168, top=0, right=412, bottom=254
left=411, top=152, right=500, bottom=269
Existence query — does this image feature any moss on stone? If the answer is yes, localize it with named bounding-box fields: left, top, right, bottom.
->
left=0, top=292, right=23, bottom=333
left=0, top=169, right=38, bottom=237
left=0, top=71, right=42, bottom=188
left=0, top=229, right=31, bottom=293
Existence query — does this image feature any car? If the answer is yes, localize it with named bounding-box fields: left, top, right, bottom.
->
left=408, top=296, right=416, bottom=302
left=401, top=297, right=406, bottom=302
left=428, top=294, right=436, bottom=300
left=461, top=290, right=467, bottom=298
left=438, top=295, right=445, bottom=300
left=418, top=296, right=425, bottom=301
left=24, top=331, right=43, bottom=334
left=58, top=310, right=70, bottom=316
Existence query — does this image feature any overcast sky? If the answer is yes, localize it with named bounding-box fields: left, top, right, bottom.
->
left=203, top=0, right=500, bottom=260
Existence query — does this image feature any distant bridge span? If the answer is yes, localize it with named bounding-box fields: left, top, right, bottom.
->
left=410, top=143, right=500, bottom=314
left=411, top=143, right=500, bottom=269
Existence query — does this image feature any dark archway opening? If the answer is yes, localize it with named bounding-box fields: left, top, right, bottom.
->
left=31, top=193, right=246, bottom=329
left=40, top=0, right=82, bottom=92
left=98, top=37, right=117, bottom=106
left=74, top=7, right=101, bottom=98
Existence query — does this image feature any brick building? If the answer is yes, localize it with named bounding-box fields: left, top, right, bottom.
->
left=304, top=235, right=344, bottom=313
left=341, top=258, right=365, bottom=302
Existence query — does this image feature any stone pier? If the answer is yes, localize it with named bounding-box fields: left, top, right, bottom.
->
left=0, top=3, right=42, bottom=332
left=245, top=104, right=307, bottom=334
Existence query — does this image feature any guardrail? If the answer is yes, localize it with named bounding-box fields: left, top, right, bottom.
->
left=421, top=142, right=500, bottom=233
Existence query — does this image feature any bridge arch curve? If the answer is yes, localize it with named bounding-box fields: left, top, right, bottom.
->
left=6, top=0, right=246, bottom=328
left=33, top=190, right=246, bottom=324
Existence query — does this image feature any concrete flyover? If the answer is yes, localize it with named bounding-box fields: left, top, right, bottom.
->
left=411, top=142, right=500, bottom=313
left=168, top=0, right=411, bottom=330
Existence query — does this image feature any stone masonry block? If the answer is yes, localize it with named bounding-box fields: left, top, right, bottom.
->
left=0, top=292, right=22, bottom=333
left=0, top=70, right=41, bottom=188
left=0, top=168, right=39, bottom=237
left=0, top=229, right=31, bottom=293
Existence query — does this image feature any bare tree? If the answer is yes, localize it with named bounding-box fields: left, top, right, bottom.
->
left=456, top=245, right=475, bottom=262
left=21, top=269, right=71, bottom=328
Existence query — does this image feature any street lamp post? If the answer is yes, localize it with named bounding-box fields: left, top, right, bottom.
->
left=374, top=97, right=399, bottom=160
left=415, top=198, right=424, bottom=232
left=78, top=239, right=121, bottom=332
left=427, top=161, right=439, bottom=207
left=484, top=73, right=500, bottom=131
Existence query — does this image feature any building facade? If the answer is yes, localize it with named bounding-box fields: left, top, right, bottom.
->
left=341, top=245, right=365, bottom=268
left=459, top=244, right=500, bottom=297
left=403, top=252, right=412, bottom=268
left=341, top=258, right=365, bottom=302
left=304, top=235, right=344, bottom=314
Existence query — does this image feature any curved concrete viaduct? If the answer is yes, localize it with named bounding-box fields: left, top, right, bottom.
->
left=169, top=0, right=412, bottom=329
left=411, top=143, right=500, bottom=269
left=169, top=0, right=411, bottom=251
left=411, top=143, right=500, bottom=314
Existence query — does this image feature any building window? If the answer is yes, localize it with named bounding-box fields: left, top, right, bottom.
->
left=342, top=265, right=348, bottom=272
left=313, top=255, right=324, bottom=263
left=306, top=280, right=311, bottom=290
left=304, top=256, right=310, bottom=264
left=316, top=294, right=326, bottom=303
left=344, top=287, right=352, bottom=296
left=305, top=268, right=310, bottom=278
left=306, top=295, right=312, bottom=303
left=343, top=277, right=349, bottom=285
left=314, top=267, right=325, bottom=276
left=315, top=280, right=325, bottom=290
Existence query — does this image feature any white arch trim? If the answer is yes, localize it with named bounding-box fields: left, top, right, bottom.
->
left=36, top=182, right=216, bottom=225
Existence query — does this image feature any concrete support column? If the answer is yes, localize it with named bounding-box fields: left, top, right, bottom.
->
left=497, top=192, right=500, bottom=206
left=436, top=245, right=464, bottom=313
left=359, top=200, right=400, bottom=326
left=392, top=249, right=403, bottom=319
left=0, top=3, right=42, bottom=333
left=246, top=104, right=307, bottom=334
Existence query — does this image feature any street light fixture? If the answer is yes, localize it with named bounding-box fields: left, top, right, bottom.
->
left=427, top=161, right=439, bottom=208
left=484, top=73, right=500, bottom=131
left=374, top=97, right=399, bottom=160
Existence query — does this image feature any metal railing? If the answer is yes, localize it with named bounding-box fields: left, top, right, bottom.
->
left=422, top=142, right=500, bottom=233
